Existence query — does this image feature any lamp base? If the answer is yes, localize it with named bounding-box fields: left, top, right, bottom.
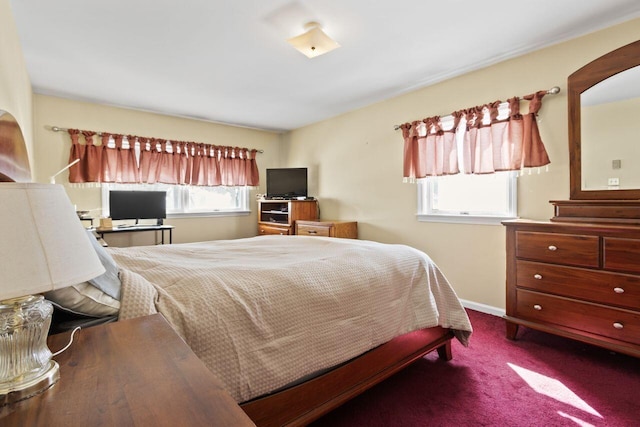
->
left=0, top=295, right=58, bottom=406
left=0, top=360, right=59, bottom=406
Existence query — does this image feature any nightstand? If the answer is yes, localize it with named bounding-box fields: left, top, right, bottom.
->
left=0, top=314, right=255, bottom=426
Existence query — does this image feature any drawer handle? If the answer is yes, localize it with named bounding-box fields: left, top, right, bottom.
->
left=613, top=287, right=625, bottom=294
left=613, top=322, right=624, bottom=330
left=533, top=274, right=543, bottom=280
left=307, top=230, right=318, bottom=234
left=533, top=304, right=542, bottom=311
left=547, top=245, right=557, bottom=251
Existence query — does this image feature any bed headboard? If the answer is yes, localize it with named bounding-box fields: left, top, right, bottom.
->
left=0, top=109, right=31, bottom=182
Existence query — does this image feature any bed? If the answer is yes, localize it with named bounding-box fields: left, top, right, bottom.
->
left=1, top=111, right=472, bottom=426
left=73, top=235, right=472, bottom=426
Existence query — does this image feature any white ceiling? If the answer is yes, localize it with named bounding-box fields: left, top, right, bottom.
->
left=10, top=0, right=640, bottom=132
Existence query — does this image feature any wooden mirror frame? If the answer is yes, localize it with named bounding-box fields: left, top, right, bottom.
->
left=568, top=39, right=640, bottom=200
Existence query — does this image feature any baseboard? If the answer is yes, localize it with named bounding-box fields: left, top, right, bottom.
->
left=460, top=299, right=505, bottom=318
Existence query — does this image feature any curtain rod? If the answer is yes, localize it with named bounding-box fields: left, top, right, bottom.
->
left=48, top=125, right=264, bottom=153
left=393, top=86, right=561, bottom=130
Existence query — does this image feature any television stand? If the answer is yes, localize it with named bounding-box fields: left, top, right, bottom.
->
left=258, top=199, right=318, bottom=235
left=95, top=224, right=174, bottom=244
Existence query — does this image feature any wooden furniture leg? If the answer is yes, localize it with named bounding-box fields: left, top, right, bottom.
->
left=437, top=340, right=452, bottom=361
left=506, top=320, right=519, bottom=340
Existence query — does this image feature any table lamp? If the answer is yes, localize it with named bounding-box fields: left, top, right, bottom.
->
left=0, top=183, right=105, bottom=405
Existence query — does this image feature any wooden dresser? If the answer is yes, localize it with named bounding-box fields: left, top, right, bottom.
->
left=296, top=220, right=358, bottom=239
left=503, top=219, right=640, bottom=358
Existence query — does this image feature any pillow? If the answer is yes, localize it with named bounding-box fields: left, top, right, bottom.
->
left=46, top=282, right=120, bottom=317
left=85, top=230, right=121, bottom=300
left=44, top=230, right=122, bottom=318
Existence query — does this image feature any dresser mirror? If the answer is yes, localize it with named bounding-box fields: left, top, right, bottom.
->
left=568, top=39, right=640, bottom=200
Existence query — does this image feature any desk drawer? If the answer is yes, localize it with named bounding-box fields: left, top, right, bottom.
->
left=515, top=231, right=599, bottom=267
left=604, top=237, right=640, bottom=274
left=516, top=260, right=640, bottom=310
left=515, top=289, right=640, bottom=346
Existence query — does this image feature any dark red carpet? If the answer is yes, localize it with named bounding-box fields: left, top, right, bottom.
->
left=311, top=309, right=639, bottom=427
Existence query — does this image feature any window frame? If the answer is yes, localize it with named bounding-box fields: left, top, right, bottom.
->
left=101, top=183, right=251, bottom=219
left=416, top=171, right=518, bottom=225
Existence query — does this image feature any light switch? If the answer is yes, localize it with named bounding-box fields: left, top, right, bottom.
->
left=612, top=159, right=621, bottom=169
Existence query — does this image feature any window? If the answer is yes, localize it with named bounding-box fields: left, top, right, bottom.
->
left=101, top=183, right=250, bottom=218
left=417, top=171, right=517, bottom=225
left=414, top=105, right=518, bottom=225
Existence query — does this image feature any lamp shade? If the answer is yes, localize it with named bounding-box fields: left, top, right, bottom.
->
left=0, top=183, right=105, bottom=300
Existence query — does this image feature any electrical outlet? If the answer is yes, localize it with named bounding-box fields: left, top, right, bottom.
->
left=608, top=178, right=620, bottom=186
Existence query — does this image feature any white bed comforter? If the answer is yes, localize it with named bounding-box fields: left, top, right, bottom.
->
left=109, top=235, right=472, bottom=403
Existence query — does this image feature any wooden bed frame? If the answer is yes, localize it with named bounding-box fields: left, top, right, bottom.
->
left=241, top=327, right=454, bottom=426
left=0, top=112, right=458, bottom=426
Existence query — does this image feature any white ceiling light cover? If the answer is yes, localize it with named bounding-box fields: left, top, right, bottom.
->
left=287, top=22, right=340, bottom=58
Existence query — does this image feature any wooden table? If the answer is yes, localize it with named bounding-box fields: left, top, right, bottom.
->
left=0, top=314, right=255, bottom=427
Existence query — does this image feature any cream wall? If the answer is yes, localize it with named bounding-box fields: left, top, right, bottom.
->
left=284, top=19, right=640, bottom=311
left=33, top=95, right=283, bottom=245
left=9, top=2, right=640, bottom=310
left=0, top=0, right=33, bottom=166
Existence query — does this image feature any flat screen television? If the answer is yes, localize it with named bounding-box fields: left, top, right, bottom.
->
left=266, top=168, right=308, bottom=199
left=109, top=190, right=167, bottom=223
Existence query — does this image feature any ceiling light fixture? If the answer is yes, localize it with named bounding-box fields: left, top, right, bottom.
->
left=287, top=21, right=340, bottom=59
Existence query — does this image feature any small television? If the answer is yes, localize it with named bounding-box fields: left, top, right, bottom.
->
left=266, top=168, right=308, bottom=199
left=109, top=190, right=167, bottom=224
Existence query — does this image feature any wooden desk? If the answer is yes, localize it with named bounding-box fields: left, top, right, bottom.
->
left=96, top=224, right=174, bottom=244
left=0, top=314, right=255, bottom=427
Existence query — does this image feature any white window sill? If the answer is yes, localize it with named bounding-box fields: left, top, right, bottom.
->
left=168, top=210, right=251, bottom=219
left=416, top=213, right=517, bottom=225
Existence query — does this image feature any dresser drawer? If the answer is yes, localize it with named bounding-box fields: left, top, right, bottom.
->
left=604, top=237, right=640, bottom=274
left=516, top=260, right=640, bottom=310
left=295, top=220, right=358, bottom=239
left=297, top=223, right=331, bottom=237
left=515, top=289, right=640, bottom=346
left=259, top=224, right=291, bottom=235
left=515, top=231, right=599, bottom=268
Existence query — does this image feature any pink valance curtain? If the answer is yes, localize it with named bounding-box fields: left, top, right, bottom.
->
left=67, top=130, right=260, bottom=187
left=400, top=91, right=551, bottom=181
